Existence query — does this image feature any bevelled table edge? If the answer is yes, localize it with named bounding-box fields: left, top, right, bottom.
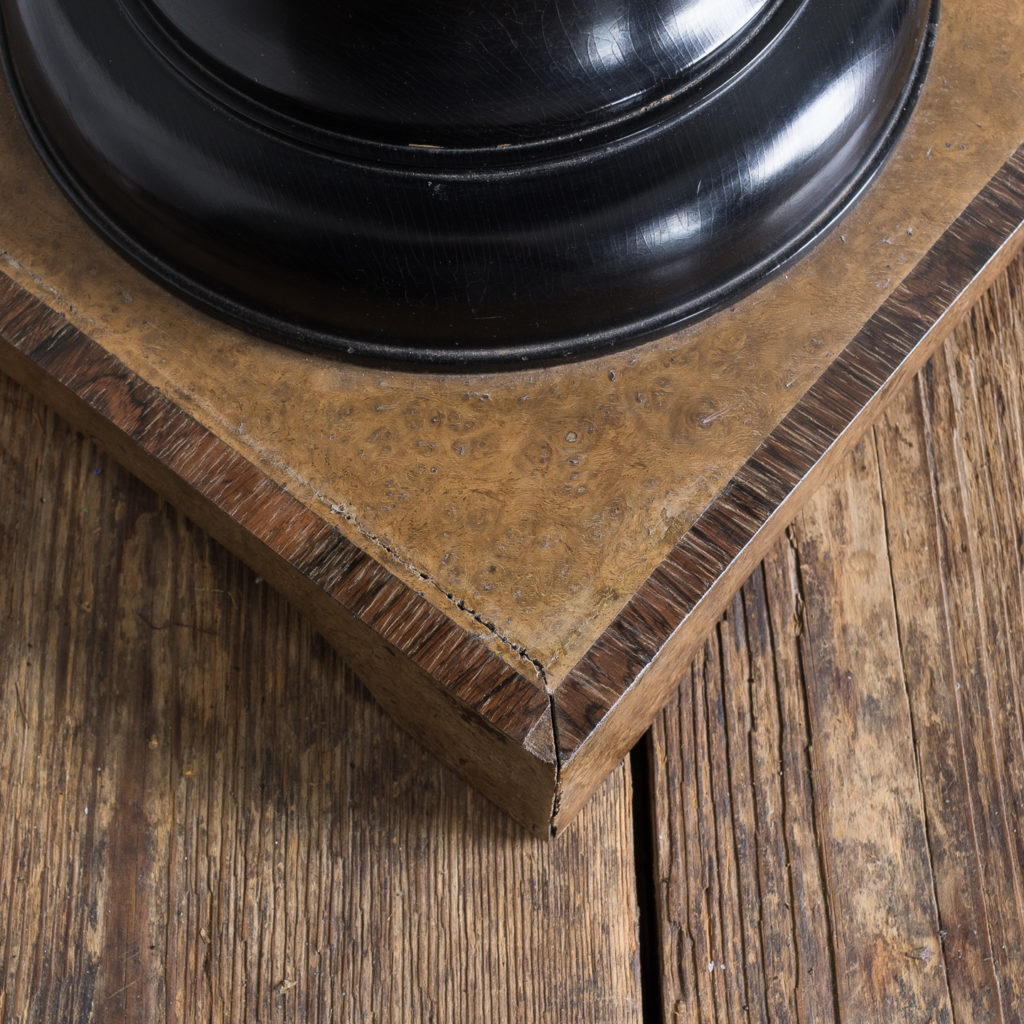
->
left=3, top=143, right=1024, bottom=838
left=0, top=280, right=561, bottom=834
left=548, top=142, right=1024, bottom=832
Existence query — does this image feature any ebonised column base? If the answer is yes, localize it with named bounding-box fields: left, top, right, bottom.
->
left=0, top=0, right=937, bottom=366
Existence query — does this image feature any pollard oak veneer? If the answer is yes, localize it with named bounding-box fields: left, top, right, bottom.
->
left=0, top=0, right=1022, bottom=832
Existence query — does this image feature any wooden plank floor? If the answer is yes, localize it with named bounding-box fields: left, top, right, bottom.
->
left=2, top=255, right=1023, bottom=1022
left=647, top=254, right=1024, bottom=1023
left=0, top=378, right=642, bottom=1021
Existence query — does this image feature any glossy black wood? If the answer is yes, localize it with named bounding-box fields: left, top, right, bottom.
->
left=144, top=0, right=777, bottom=144
left=0, top=0, right=936, bottom=365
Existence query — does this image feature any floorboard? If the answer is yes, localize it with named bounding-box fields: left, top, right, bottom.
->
left=649, top=255, right=1024, bottom=1023
left=0, top=376, right=643, bottom=1022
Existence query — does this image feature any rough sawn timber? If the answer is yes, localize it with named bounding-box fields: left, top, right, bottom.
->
left=648, top=257, right=1024, bottom=1022
left=0, top=370, right=643, bottom=1022
left=2, top=240, right=1022, bottom=1024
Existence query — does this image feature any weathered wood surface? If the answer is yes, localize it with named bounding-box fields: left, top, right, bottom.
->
left=0, top=371, right=642, bottom=1022
left=649, top=255, right=1024, bottom=1021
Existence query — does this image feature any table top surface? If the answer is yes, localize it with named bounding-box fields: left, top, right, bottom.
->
left=0, top=0, right=1020, bottom=689
left=2, top=252, right=1022, bottom=1022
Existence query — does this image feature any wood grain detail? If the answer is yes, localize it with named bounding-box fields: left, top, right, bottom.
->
left=551, top=145, right=1024, bottom=828
left=4, top=229, right=1023, bottom=1024
left=649, top=264, right=1024, bottom=1019
left=0, top=277, right=558, bottom=831
left=0, top=369, right=642, bottom=1020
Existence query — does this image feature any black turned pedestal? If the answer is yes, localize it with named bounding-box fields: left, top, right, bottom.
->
left=1, top=0, right=936, bottom=364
